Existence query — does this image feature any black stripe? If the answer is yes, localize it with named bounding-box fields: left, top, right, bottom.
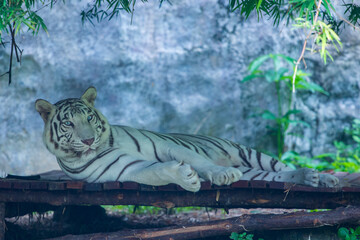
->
left=180, top=139, right=201, bottom=153
left=242, top=168, right=252, bottom=175
left=231, top=142, right=240, bottom=149
left=140, top=132, right=163, bottom=162
left=109, top=129, right=114, bottom=147
left=250, top=172, right=263, bottom=181
left=50, top=123, right=54, bottom=143
left=173, top=137, right=193, bottom=150
left=215, top=137, right=232, bottom=147
left=261, top=172, right=270, bottom=180
left=270, top=158, right=277, bottom=172
left=199, top=146, right=211, bottom=158
left=171, top=135, right=203, bottom=154
left=247, top=147, right=252, bottom=161
left=238, top=148, right=252, bottom=168
left=116, top=160, right=145, bottom=181
left=256, top=151, right=264, bottom=170
left=59, top=148, right=117, bottom=174
left=145, top=162, right=159, bottom=168
left=53, top=122, right=60, bottom=141
left=92, top=154, right=127, bottom=182
left=147, top=131, right=168, bottom=141
left=173, top=134, right=230, bottom=157
left=159, top=133, right=183, bottom=146
left=122, top=128, right=141, bottom=153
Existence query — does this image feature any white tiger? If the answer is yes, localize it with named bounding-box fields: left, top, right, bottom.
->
left=34, top=87, right=339, bottom=192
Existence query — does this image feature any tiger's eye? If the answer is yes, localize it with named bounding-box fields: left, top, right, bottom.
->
left=87, top=115, right=93, bottom=122
left=63, top=121, right=72, bottom=126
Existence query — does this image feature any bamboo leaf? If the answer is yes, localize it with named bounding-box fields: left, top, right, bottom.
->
left=248, top=54, right=271, bottom=73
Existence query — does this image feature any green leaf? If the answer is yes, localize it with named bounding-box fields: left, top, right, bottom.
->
left=283, top=109, right=302, bottom=118
left=261, top=110, right=277, bottom=120
left=277, top=54, right=296, bottom=66
left=296, top=80, right=329, bottom=95
left=281, top=151, right=299, bottom=161
left=355, top=226, right=360, bottom=235
left=288, top=119, right=311, bottom=128
left=264, top=69, right=278, bottom=82
left=256, top=0, right=263, bottom=11
left=353, top=135, right=360, bottom=143
left=242, top=73, right=263, bottom=83
left=248, top=55, right=271, bottom=73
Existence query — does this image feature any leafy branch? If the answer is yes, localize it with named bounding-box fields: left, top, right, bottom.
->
left=80, top=0, right=172, bottom=25
left=0, top=0, right=57, bottom=84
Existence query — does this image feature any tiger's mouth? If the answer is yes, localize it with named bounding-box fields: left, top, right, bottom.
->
left=84, top=148, right=96, bottom=156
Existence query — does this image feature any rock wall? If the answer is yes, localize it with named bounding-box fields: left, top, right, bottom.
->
left=0, top=0, right=359, bottom=174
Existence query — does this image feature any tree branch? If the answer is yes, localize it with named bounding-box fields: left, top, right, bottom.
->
left=48, top=206, right=360, bottom=240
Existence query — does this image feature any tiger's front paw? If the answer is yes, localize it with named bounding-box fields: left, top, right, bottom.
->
left=205, top=167, right=242, bottom=186
left=319, top=173, right=339, bottom=187
left=166, top=161, right=201, bottom=192
left=301, top=168, right=320, bottom=187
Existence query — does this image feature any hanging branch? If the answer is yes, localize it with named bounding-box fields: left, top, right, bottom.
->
left=0, top=24, right=23, bottom=85
left=292, top=0, right=323, bottom=96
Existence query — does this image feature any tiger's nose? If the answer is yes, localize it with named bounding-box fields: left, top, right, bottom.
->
left=82, top=138, right=95, bottom=146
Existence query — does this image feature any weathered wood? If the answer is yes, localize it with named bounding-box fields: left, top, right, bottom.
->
left=0, top=203, right=5, bottom=240
left=0, top=188, right=359, bottom=209
left=46, top=206, right=360, bottom=240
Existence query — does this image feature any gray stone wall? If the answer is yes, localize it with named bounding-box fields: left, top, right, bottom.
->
left=0, top=0, right=359, bottom=175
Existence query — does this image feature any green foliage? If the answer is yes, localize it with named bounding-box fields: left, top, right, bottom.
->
left=0, top=0, right=56, bottom=42
left=330, top=119, right=360, bottom=172
left=0, top=0, right=59, bottom=84
left=344, top=3, right=360, bottom=26
left=338, top=226, right=360, bottom=240
left=228, top=0, right=360, bottom=29
left=293, top=18, right=342, bottom=64
left=102, top=205, right=204, bottom=214
left=243, top=54, right=327, bottom=159
left=80, top=0, right=171, bottom=24
left=283, top=119, right=360, bottom=173
left=230, top=232, right=264, bottom=240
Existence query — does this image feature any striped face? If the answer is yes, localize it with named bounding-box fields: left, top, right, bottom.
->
left=36, top=87, right=110, bottom=161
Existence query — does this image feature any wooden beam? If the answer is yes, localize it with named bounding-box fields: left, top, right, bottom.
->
left=0, top=203, right=5, bottom=240
left=47, top=206, right=360, bottom=240
left=0, top=188, right=358, bottom=209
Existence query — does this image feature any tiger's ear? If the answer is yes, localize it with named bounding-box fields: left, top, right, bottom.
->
left=35, top=99, right=55, bottom=123
left=81, top=86, right=97, bottom=107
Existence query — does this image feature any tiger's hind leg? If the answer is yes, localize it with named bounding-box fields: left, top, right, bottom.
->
left=238, top=167, right=339, bottom=187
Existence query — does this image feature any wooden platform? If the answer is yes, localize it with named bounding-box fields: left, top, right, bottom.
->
left=0, top=170, right=360, bottom=239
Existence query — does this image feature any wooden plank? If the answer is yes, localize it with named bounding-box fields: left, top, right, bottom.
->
left=121, top=182, right=139, bottom=190
left=200, top=181, right=212, bottom=190
left=84, top=183, right=103, bottom=191
left=0, top=181, right=12, bottom=189
left=343, top=173, right=360, bottom=184
left=30, top=181, right=48, bottom=190
left=103, top=182, right=121, bottom=190
left=66, top=181, right=84, bottom=190
left=0, top=203, right=4, bottom=240
left=250, top=180, right=268, bottom=188
left=48, top=182, right=66, bottom=191
left=231, top=180, right=249, bottom=188
left=0, top=187, right=356, bottom=209
left=268, top=181, right=285, bottom=189
left=157, top=184, right=178, bottom=191
left=140, top=184, right=157, bottom=191
left=12, top=181, right=30, bottom=190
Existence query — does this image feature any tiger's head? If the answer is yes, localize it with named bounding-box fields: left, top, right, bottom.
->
left=35, top=87, right=111, bottom=161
